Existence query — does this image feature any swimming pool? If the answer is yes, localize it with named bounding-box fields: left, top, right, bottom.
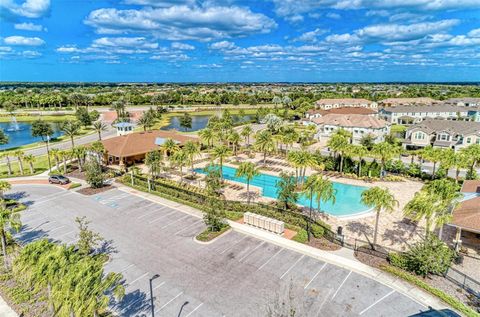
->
left=195, top=165, right=371, bottom=217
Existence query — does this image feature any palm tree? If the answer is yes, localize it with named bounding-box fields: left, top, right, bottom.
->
left=350, top=145, right=368, bottom=177
left=161, top=138, right=179, bottom=158
left=59, top=149, right=71, bottom=174
left=241, top=124, right=252, bottom=146
left=254, top=130, right=275, bottom=164
left=49, top=148, right=61, bottom=172
left=303, top=173, right=337, bottom=214
left=199, top=128, right=215, bottom=148
left=13, top=150, right=24, bottom=175
left=422, top=146, right=443, bottom=178
left=461, top=144, right=480, bottom=179
left=228, top=131, right=241, bottom=156
left=361, top=186, right=398, bottom=248
left=327, top=132, right=350, bottom=174
left=183, top=141, right=200, bottom=173
left=452, top=151, right=469, bottom=183
left=92, top=121, right=108, bottom=140
left=1, top=152, right=12, bottom=176
left=23, top=154, right=35, bottom=174
left=212, top=145, right=231, bottom=181
left=170, top=150, right=188, bottom=181
left=145, top=150, right=163, bottom=179
left=404, top=191, right=437, bottom=237
left=0, top=205, right=22, bottom=269
left=72, top=146, right=87, bottom=172
left=60, top=120, right=81, bottom=148
left=372, top=142, right=400, bottom=179
left=0, top=181, right=11, bottom=201
left=235, top=162, right=260, bottom=203
left=137, top=112, right=155, bottom=131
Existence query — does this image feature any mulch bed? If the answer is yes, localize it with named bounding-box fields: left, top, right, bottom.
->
left=77, top=185, right=114, bottom=196
left=307, top=236, right=342, bottom=251
left=354, top=246, right=389, bottom=268
left=65, top=166, right=86, bottom=180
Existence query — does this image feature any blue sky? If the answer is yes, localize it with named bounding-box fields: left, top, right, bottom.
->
left=1, top=0, right=480, bottom=82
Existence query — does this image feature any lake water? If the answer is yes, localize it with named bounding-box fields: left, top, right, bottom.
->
left=0, top=121, right=63, bottom=150
left=196, top=166, right=371, bottom=217
left=161, top=114, right=252, bottom=132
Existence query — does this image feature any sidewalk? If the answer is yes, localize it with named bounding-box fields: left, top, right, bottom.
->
left=117, top=183, right=449, bottom=312
left=0, top=295, right=17, bottom=317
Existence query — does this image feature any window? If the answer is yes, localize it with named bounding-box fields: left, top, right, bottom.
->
left=438, top=134, right=450, bottom=141
left=466, top=137, right=472, bottom=144
left=414, top=132, right=425, bottom=140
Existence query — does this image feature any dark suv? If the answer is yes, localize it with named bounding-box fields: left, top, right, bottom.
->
left=48, top=175, right=70, bottom=185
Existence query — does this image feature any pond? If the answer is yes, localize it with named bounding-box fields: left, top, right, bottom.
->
left=161, top=114, right=253, bottom=132
left=0, top=120, right=64, bottom=150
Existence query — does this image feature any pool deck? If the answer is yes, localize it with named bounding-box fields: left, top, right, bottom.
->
left=191, top=152, right=426, bottom=252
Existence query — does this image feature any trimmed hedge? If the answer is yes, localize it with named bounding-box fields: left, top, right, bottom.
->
left=381, top=265, right=480, bottom=317
left=121, top=174, right=332, bottom=240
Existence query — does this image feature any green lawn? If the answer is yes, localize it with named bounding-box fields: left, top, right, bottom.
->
left=0, top=154, right=51, bottom=178
left=391, top=124, right=408, bottom=133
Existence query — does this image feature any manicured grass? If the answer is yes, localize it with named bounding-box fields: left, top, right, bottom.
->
left=0, top=114, right=75, bottom=123
left=381, top=265, right=480, bottom=317
left=0, top=154, right=51, bottom=178
left=196, top=225, right=230, bottom=242
left=69, top=182, right=82, bottom=189
left=390, top=124, right=408, bottom=133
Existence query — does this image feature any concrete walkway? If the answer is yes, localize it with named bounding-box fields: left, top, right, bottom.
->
left=117, top=183, right=449, bottom=312
left=0, top=295, right=17, bottom=317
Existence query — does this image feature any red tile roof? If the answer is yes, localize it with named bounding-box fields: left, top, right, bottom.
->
left=461, top=180, right=480, bottom=193
left=101, top=130, right=198, bottom=158
left=451, top=197, right=480, bottom=232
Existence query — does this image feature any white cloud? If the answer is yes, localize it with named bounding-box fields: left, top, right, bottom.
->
left=0, top=0, right=50, bottom=18
left=209, top=40, right=236, bottom=50
left=150, top=54, right=190, bottom=61
left=14, top=22, right=45, bottom=31
left=84, top=5, right=277, bottom=41
left=122, top=0, right=196, bottom=7
left=0, top=46, right=12, bottom=52
left=195, top=63, right=222, bottom=68
left=326, top=12, right=340, bottom=19
left=293, top=28, right=328, bottom=43
left=21, top=50, right=41, bottom=57
left=468, top=28, right=480, bottom=38
left=92, top=37, right=159, bottom=49
left=171, top=42, right=195, bottom=50
left=4, top=36, right=45, bottom=46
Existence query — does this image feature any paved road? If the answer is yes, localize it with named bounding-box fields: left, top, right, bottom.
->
left=8, top=184, right=440, bottom=317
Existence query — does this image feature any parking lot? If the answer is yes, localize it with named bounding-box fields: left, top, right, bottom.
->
left=10, top=184, right=429, bottom=316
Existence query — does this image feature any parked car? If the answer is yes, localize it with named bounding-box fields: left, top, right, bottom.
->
left=48, top=175, right=70, bottom=185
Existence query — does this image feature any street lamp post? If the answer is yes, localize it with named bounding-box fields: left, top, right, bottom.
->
left=149, top=274, right=160, bottom=317
left=308, top=187, right=313, bottom=242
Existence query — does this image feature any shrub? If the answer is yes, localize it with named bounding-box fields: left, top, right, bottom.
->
left=84, top=159, right=104, bottom=188
left=388, top=236, right=454, bottom=277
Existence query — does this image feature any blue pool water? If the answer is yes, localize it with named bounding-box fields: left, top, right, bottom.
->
left=196, top=166, right=371, bottom=217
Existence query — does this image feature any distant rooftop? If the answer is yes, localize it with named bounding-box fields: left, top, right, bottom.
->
left=408, top=119, right=480, bottom=136
left=312, top=113, right=388, bottom=129
left=113, top=122, right=135, bottom=128
left=315, top=98, right=374, bottom=105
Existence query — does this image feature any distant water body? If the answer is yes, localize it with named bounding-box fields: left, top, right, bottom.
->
left=161, top=114, right=252, bottom=132
left=0, top=122, right=63, bottom=150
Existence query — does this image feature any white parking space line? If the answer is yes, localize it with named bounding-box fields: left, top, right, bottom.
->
left=119, top=264, right=135, bottom=274
left=153, top=281, right=166, bottom=291
left=56, top=230, right=75, bottom=238
left=129, top=272, right=149, bottom=286
left=315, top=289, right=333, bottom=315
left=280, top=255, right=305, bottom=280
left=148, top=210, right=177, bottom=224
left=175, top=220, right=202, bottom=235
left=238, top=241, right=265, bottom=262
left=30, top=192, right=70, bottom=209
left=220, top=236, right=247, bottom=255
left=304, top=263, right=327, bottom=289
left=185, top=303, right=204, bottom=317
left=257, top=248, right=284, bottom=271
left=160, top=214, right=189, bottom=229
left=136, top=207, right=166, bottom=219
left=155, top=291, right=183, bottom=313
left=359, top=290, right=395, bottom=315
left=331, top=271, right=352, bottom=300
left=48, top=225, right=66, bottom=234
left=125, top=202, right=157, bottom=214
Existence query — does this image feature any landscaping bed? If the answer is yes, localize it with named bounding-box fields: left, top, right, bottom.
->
left=354, top=246, right=389, bottom=268
left=195, top=225, right=230, bottom=242
left=77, top=185, right=113, bottom=196
left=307, top=236, right=342, bottom=251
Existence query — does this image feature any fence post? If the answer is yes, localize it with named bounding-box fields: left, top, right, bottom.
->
left=463, top=274, right=467, bottom=290
left=130, top=171, right=134, bottom=186
left=147, top=178, right=151, bottom=192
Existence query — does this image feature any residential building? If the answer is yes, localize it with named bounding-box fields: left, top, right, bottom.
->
left=448, top=180, right=480, bottom=252
left=403, top=119, right=480, bottom=151
left=445, top=98, right=480, bottom=108
left=305, top=106, right=377, bottom=120
left=379, top=104, right=477, bottom=124
left=314, top=98, right=377, bottom=110
left=113, top=122, right=136, bottom=136
left=379, top=97, right=438, bottom=107
left=101, top=130, right=198, bottom=166
left=311, top=113, right=390, bottom=144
